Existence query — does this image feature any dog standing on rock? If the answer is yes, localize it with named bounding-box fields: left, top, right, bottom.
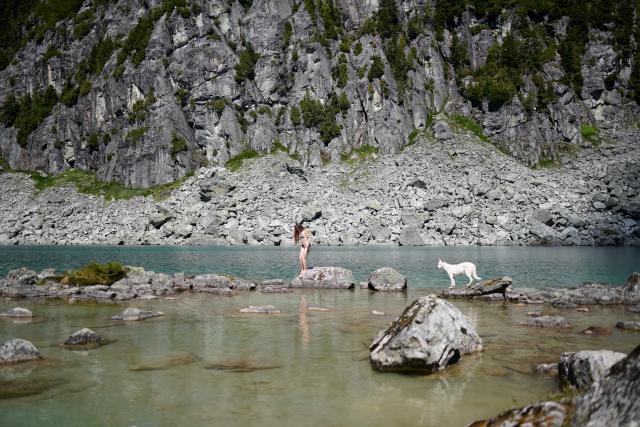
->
left=437, top=259, right=482, bottom=288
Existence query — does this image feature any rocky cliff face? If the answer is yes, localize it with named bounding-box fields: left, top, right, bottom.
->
left=0, top=0, right=638, bottom=188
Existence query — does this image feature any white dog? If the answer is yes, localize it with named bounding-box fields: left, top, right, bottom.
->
left=437, top=259, right=482, bottom=288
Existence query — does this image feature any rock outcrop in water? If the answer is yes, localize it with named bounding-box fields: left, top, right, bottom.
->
left=441, top=277, right=512, bottom=300
left=366, top=267, right=407, bottom=292
left=520, top=315, right=571, bottom=328
left=291, top=267, right=354, bottom=289
left=111, top=307, right=164, bottom=321
left=369, top=295, right=482, bottom=373
left=467, top=401, right=568, bottom=427
left=0, top=307, right=33, bottom=318
left=558, top=350, right=626, bottom=390
left=572, top=344, right=640, bottom=426
left=0, top=339, right=41, bottom=364
left=63, top=328, right=104, bottom=348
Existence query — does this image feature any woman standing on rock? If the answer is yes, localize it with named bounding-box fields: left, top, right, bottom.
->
left=294, top=223, right=311, bottom=277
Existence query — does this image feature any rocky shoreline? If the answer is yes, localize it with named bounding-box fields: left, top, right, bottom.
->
left=1, top=129, right=639, bottom=247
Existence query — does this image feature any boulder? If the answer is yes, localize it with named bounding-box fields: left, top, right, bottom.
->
left=367, top=268, right=407, bottom=292
left=442, top=277, right=512, bottom=300
left=398, top=224, right=425, bottom=246
left=148, top=212, right=172, bottom=229
left=111, top=307, right=164, bottom=321
left=572, top=344, right=640, bottom=426
left=5, top=268, right=38, bottom=286
left=520, top=315, right=571, bottom=328
left=467, top=401, right=567, bottom=427
left=433, top=120, right=454, bottom=140
left=580, top=326, right=612, bottom=336
left=63, top=328, right=102, bottom=346
left=558, top=350, right=626, bottom=390
left=291, top=267, right=355, bottom=289
left=622, top=272, right=640, bottom=303
left=369, top=295, right=482, bottom=373
left=0, top=339, right=40, bottom=364
left=615, top=320, right=640, bottom=331
left=0, top=307, right=33, bottom=318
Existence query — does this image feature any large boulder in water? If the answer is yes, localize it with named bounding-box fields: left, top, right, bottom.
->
left=291, top=267, right=354, bottom=289
left=0, top=339, right=40, bottom=363
left=622, top=272, right=640, bottom=304
left=558, top=350, right=626, bottom=390
left=63, top=328, right=102, bottom=346
left=369, top=295, right=482, bottom=373
left=367, top=267, right=407, bottom=292
left=572, top=344, right=640, bottom=426
left=0, top=307, right=33, bottom=318
left=4, top=268, right=38, bottom=286
left=442, top=277, right=512, bottom=300
left=467, top=401, right=567, bottom=427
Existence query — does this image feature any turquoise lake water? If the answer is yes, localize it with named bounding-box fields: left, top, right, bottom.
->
left=0, top=245, right=638, bottom=288
left=0, top=246, right=639, bottom=426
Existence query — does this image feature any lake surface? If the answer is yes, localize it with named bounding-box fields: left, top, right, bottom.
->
left=0, top=245, right=638, bottom=288
left=1, top=246, right=639, bottom=426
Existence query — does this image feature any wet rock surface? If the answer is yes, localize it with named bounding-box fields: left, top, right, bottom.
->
left=367, top=267, right=407, bottom=292
left=572, top=344, right=640, bottom=426
left=558, top=350, right=626, bottom=390
left=63, top=328, right=103, bottom=347
left=615, top=320, right=640, bottom=331
left=520, top=315, right=571, bottom=328
left=441, top=277, right=512, bottom=300
left=129, top=352, right=199, bottom=371
left=0, top=339, right=41, bottom=364
left=111, top=307, right=164, bottom=321
left=467, top=401, right=567, bottom=427
left=0, top=307, right=33, bottom=318
left=369, top=295, right=482, bottom=373
left=291, top=267, right=354, bottom=289
left=204, top=361, right=281, bottom=372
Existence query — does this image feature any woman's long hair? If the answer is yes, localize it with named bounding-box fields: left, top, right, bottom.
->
left=293, top=223, right=304, bottom=244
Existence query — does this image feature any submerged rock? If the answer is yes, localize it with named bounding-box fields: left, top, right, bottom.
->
left=0, top=377, right=67, bottom=400
left=627, top=304, right=640, bottom=313
left=111, top=307, right=164, bottom=321
left=467, top=401, right=567, bottom=427
left=520, top=315, right=571, bottom=328
left=441, top=277, right=512, bottom=300
left=369, top=295, right=482, bottom=373
left=367, top=268, right=407, bottom=292
left=238, top=305, right=280, bottom=314
left=0, top=339, right=40, bottom=364
left=129, top=352, right=199, bottom=371
left=63, top=328, right=102, bottom=347
left=204, top=361, right=281, bottom=372
left=572, top=344, right=640, bottom=426
left=534, top=363, right=559, bottom=374
left=580, top=326, right=612, bottom=336
left=615, top=320, right=640, bottom=331
left=0, top=307, right=33, bottom=318
left=291, top=267, right=355, bottom=289
left=559, top=350, right=626, bottom=390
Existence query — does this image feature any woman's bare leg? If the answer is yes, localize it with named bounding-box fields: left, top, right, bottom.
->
left=300, top=246, right=308, bottom=273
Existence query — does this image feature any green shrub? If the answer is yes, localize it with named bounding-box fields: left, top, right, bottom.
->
left=206, top=97, right=227, bottom=113
left=73, top=9, right=94, bottom=39
left=407, top=128, right=420, bottom=146
left=353, top=42, right=363, bottom=56
left=63, top=261, right=129, bottom=286
left=29, top=168, right=192, bottom=200
left=580, top=124, right=600, bottom=145
left=86, top=133, right=99, bottom=152
left=170, top=132, right=188, bottom=158
left=78, top=80, right=92, bottom=97
left=318, top=0, right=342, bottom=39
left=450, top=114, right=488, bottom=142
left=126, top=126, right=148, bottom=145
left=290, top=105, right=301, bottom=126
left=299, top=91, right=343, bottom=144
left=2, top=85, right=59, bottom=147
left=367, top=55, right=385, bottom=81
left=334, top=62, right=348, bottom=87
left=271, top=139, right=287, bottom=153
left=43, top=45, right=60, bottom=62
left=175, top=88, right=189, bottom=107
left=283, top=21, right=293, bottom=46
left=225, top=149, right=261, bottom=171
left=234, top=43, right=260, bottom=83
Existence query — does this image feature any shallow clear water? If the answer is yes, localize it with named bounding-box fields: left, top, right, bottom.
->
left=0, top=246, right=639, bottom=426
left=0, top=245, right=638, bottom=288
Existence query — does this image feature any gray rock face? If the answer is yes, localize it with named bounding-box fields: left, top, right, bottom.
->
left=5, top=268, right=38, bottom=286
left=0, top=339, right=40, bottom=363
left=63, top=328, right=102, bottom=346
left=367, top=267, right=407, bottom=292
left=622, top=272, right=640, bottom=302
left=558, top=350, right=626, bottom=390
left=291, top=267, right=354, bottom=289
left=520, top=315, right=571, bottom=328
left=0, top=307, right=33, bottom=318
left=369, top=295, right=482, bottom=373
left=467, top=401, right=567, bottom=427
left=572, top=344, right=640, bottom=426
left=111, top=307, right=164, bottom=321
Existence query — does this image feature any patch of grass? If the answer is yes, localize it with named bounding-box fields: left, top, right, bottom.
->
left=170, top=132, right=188, bottom=158
left=206, top=97, right=227, bottom=114
left=407, top=128, right=421, bottom=147
left=270, top=139, right=287, bottom=153
left=125, top=126, right=148, bottom=145
left=29, top=169, right=192, bottom=201
left=580, top=124, right=600, bottom=145
left=536, top=156, right=558, bottom=168
left=341, top=144, right=379, bottom=164
left=449, top=114, right=488, bottom=142
left=225, top=149, right=261, bottom=171
left=62, top=261, right=129, bottom=286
